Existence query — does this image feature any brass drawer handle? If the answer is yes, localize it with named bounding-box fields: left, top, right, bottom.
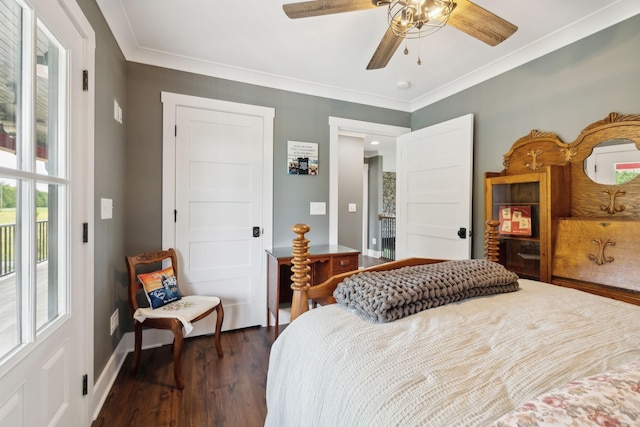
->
left=340, top=259, right=351, bottom=266
left=589, top=238, right=615, bottom=265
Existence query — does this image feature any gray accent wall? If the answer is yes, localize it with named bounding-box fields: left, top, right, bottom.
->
left=68, top=1, right=640, bottom=384
left=411, top=13, right=640, bottom=259
left=337, top=135, right=364, bottom=251
left=75, top=0, right=127, bottom=382
left=124, top=63, right=409, bottom=257
left=366, top=156, right=383, bottom=253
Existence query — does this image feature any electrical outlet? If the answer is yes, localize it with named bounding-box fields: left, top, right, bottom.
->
left=372, top=238, right=377, bottom=245
left=110, top=309, right=119, bottom=335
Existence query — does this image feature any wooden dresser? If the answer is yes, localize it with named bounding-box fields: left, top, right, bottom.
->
left=266, top=245, right=360, bottom=336
left=485, top=112, right=640, bottom=305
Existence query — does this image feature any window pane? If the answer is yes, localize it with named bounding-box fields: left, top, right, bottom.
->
left=0, top=0, right=21, bottom=170
left=36, top=22, right=64, bottom=178
left=0, top=178, right=19, bottom=356
left=36, top=182, right=64, bottom=330
left=35, top=21, right=66, bottom=330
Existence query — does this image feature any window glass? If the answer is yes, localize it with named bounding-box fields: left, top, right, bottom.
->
left=0, top=0, right=69, bottom=361
left=0, top=0, right=21, bottom=170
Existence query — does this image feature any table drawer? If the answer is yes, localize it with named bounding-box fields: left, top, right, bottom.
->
left=332, top=254, right=358, bottom=274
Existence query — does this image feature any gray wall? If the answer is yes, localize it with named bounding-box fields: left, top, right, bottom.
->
left=337, top=136, right=364, bottom=251
left=366, top=156, right=383, bottom=253
left=411, top=13, right=640, bottom=259
left=71, top=0, right=640, bottom=383
left=74, top=0, right=127, bottom=382
left=124, top=63, right=409, bottom=257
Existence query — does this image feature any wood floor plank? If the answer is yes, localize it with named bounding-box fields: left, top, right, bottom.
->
left=92, top=326, right=277, bottom=427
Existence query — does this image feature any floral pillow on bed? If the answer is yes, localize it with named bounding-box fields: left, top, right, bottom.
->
left=491, top=360, right=640, bottom=427
left=137, top=266, right=182, bottom=309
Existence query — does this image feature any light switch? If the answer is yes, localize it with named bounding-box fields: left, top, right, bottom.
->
left=348, top=203, right=357, bottom=213
left=310, top=202, right=326, bottom=215
left=101, top=198, right=113, bottom=219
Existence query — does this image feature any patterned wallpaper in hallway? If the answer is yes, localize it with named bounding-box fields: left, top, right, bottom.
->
left=383, top=172, right=396, bottom=215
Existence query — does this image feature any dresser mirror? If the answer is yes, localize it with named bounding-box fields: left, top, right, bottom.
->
left=583, top=139, right=640, bottom=185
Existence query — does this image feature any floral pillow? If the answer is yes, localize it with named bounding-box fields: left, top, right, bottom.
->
left=137, top=266, right=182, bottom=309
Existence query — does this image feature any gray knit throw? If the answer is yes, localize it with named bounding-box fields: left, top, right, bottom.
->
left=333, top=259, right=520, bottom=323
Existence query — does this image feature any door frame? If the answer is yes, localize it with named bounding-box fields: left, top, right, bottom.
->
left=328, top=117, right=410, bottom=245
left=161, top=92, right=274, bottom=326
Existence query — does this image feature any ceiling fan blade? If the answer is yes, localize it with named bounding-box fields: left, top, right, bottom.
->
left=283, top=0, right=382, bottom=19
left=447, top=0, right=517, bottom=46
left=367, top=26, right=403, bottom=70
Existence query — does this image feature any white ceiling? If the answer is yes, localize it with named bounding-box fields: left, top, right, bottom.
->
left=97, top=0, right=639, bottom=112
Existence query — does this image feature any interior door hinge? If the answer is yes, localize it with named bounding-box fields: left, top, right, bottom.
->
left=174, top=209, right=177, bottom=223
left=82, top=374, right=88, bottom=396
left=82, top=70, right=88, bottom=91
left=83, top=223, right=88, bottom=243
left=175, top=125, right=177, bottom=137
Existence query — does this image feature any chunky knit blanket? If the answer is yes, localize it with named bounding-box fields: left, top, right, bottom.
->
left=334, top=259, right=519, bottom=323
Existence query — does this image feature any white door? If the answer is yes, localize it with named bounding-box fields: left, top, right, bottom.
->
left=0, top=0, right=93, bottom=426
left=396, top=114, right=474, bottom=260
left=165, top=97, right=273, bottom=332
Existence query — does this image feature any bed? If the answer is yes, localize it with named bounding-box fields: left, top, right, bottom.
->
left=265, top=114, right=640, bottom=426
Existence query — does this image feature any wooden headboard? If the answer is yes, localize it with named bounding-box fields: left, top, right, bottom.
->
left=487, top=112, right=640, bottom=305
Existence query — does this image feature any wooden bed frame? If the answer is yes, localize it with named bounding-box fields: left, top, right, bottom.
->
left=288, top=113, right=640, bottom=322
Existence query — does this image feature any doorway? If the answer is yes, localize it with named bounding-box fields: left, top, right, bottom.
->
left=161, top=93, right=274, bottom=332
left=328, top=117, right=410, bottom=257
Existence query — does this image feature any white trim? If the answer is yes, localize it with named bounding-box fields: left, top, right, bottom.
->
left=329, top=117, right=410, bottom=245
left=60, top=0, right=96, bottom=423
left=97, top=0, right=640, bottom=112
left=160, top=92, right=274, bottom=327
left=362, top=163, right=369, bottom=258
left=410, top=1, right=640, bottom=111
left=92, top=330, right=173, bottom=420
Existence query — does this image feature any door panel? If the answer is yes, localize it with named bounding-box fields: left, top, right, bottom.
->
left=0, top=0, right=92, bottom=425
left=396, top=114, right=474, bottom=260
left=175, top=106, right=264, bottom=331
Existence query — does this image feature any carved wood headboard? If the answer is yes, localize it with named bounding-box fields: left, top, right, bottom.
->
left=495, top=112, right=640, bottom=305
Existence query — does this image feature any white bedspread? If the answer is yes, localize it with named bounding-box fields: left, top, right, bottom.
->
left=265, top=280, right=640, bottom=426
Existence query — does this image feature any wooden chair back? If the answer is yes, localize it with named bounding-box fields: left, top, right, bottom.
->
left=125, top=248, right=179, bottom=314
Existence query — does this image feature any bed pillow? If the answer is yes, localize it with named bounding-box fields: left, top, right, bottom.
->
left=137, top=266, right=182, bottom=309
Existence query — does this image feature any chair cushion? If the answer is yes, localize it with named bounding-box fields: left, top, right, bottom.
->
left=137, top=266, right=182, bottom=309
left=133, top=295, right=221, bottom=335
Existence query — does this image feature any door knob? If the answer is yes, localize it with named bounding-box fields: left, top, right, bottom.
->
left=457, top=227, right=467, bottom=239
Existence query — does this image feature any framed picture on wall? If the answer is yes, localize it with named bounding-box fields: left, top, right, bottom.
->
left=287, top=141, right=318, bottom=175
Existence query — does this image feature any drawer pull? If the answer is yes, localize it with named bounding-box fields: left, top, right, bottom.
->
left=589, top=238, right=615, bottom=265
left=340, top=259, right=351, bottom=266
left=600, top=189, right=626, bottom=215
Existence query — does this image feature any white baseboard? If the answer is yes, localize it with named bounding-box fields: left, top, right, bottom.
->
left=91, top=329, right=174, bottom=420
left=367, top=249, right=382, bottom=258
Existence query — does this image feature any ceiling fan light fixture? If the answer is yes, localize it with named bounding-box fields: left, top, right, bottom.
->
left=388, top=0, right=454, bottom=39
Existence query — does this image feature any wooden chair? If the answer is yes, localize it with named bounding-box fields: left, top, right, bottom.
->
left=125, top=248, right=224, bottom=389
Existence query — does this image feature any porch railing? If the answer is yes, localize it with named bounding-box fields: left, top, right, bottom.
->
left=379, top=214, right=396, bottom=261
left=0, top=220, right=48, bottom=276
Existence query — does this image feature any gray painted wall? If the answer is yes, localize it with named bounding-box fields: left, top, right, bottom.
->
left=123, top=63, right=409, bottom=259
left=366, top=156, right=383, bottom=253
left=69, top=1, right=640, bottom=383
left=75, top=0, right=127, bottom=382
left=411, top=13, right=640, bottom=259
left=337, top=136, right=364, bottom=251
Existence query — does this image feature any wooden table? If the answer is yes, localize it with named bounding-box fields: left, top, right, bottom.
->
left=266, top=245, right=360, bottom=336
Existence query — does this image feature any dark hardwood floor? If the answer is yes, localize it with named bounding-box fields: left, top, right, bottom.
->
left=93, top=256, right=391, bottom=427
left=92, top=326, right=277, bottom=427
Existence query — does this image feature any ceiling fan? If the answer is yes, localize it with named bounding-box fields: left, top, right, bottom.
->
left=282, top=0, right=517, bottom=70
